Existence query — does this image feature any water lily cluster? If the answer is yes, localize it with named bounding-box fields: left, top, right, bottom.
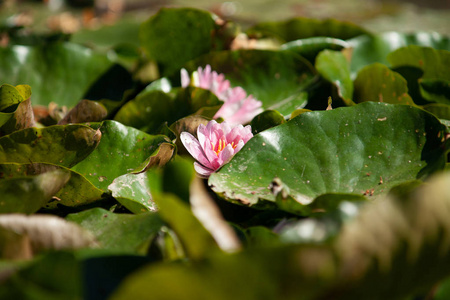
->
left=180, top=120, right=253, bottom=177
left=181, top=65, right=263, bottom=126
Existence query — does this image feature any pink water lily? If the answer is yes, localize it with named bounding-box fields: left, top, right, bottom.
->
left=180, top=120, right=253, bottom=177
left=181, top=65, right=263, bottom=126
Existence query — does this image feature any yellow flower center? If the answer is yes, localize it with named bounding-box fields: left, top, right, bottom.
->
left=212, top=139, right=236, bottom=156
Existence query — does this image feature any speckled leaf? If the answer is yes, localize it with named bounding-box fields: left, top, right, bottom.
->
left=209, top=102, right=448, bottom=214
left=66, top=208, right=164, bottom=255
left=0, top=42, right=112, bottom=107
left=353, top=63, right=415, bottom=105
left=185, top=50, right=317, bottom=116
left=0, top=170, right=70, bottom=214
left=315, top=50, right=354, bottom=105
left=0, top=125, right=101, bottom=167
left=71, top=120, right=171, bottom=192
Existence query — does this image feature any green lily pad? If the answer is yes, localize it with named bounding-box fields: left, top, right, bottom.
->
left=209, top=102, right=448, bottom=214
left=0, top=125, right=101, bottom=167
left=71, top=120, right=172, bottom=192
left=185, top=49, right=317, bottom=116
left=353, top=63, right=414, bottom=105
left=0, top=42, right=112, bottom=107
left=0, top=163, right=104, bottom=210
left=66, top=208, right=164, bottom=255
left=108, top=169, right=162, bottom=214
left=348, top=32, right=450, bottom=77
left=0, top=169, right=70, bottom=214
left=248, top=17, right=368, bottom=42
left=140, top=7, right=218, bottom=76
left=315, top=50, right=354, bottom=105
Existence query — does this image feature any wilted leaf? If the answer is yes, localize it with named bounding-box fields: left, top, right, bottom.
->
left=0, top=214, right=97, bottom=259
left=0, top=169, right=70, bottom=214
left=0, top=124, right=101, bottom=167
left=58, top=99, right=107, bottom=125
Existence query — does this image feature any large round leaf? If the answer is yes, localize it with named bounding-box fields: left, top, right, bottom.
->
left=71, top=120, right=172, bottom=191
left=185, top=50, right=317, bottom=116
left=209, top=102, right=448, bottom=213
left=0, top=42, right=112, bottom=107
left=0, top=124, right=101, bottom=167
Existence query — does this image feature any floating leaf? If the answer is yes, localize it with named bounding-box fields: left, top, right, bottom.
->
left=0, top=124, right=101, bottom=167
left=140, top=7, right=218, bottom=76
left=0, top=42, right=112, bottom=107
left=71, top=120, right=171, bottom=191
left=66, top=208, right=164, bottom=255
left=185, top=49, right=317, bottom=116
left=315, top=50, right=354, bottom=105
left=250, top=110, right=285, bottom=135
left=209, top=102, right=447, bottom=214
left=353, top=63, right=414, bottom=105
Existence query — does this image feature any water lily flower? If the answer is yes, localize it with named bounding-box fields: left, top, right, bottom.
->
left=180, top=65, right=263, bottom=126
left=180, top=120, right=253, bottom=177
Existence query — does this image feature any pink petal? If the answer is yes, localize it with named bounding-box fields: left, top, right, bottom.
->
left=180, top=69, right=190, bottom=88
left=194, top=162, right=214, bottom=178
left=180, top=132, right=212, bottom=169
left=218, top=144, right=235, bottom=165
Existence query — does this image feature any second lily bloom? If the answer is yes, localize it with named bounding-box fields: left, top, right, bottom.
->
left=181, top=65, right=263, bottom=126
